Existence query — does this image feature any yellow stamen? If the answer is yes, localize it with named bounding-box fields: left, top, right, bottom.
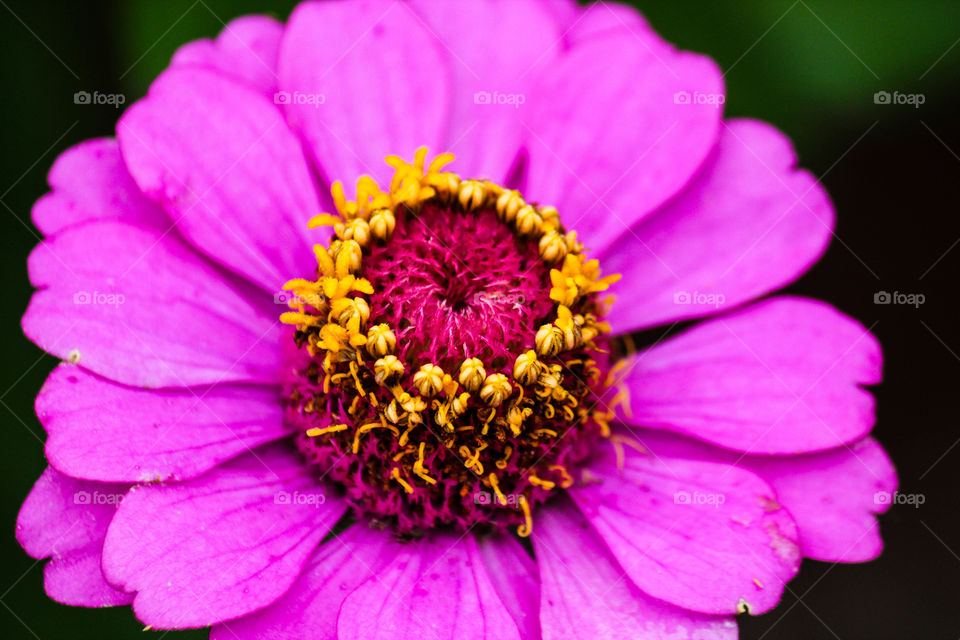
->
left=313, top=244, right=335, bottom=277
left=427, top=152, right=455, bottom=173
left=528, top=473, right=556, bottom=490
left=487, top=473, right=507, bottom=506
left=308, top=213, right=342, bottom=229
left=516, top=495, right=533, bottom=537
left=548, top=464, right=574, bottom=488
left=280, top=312, right=321, bottom=327
left=413, top=442, right=437, bottom=485
left=496, top=445, right=513, bottom=470
left=306, top=424, right=348, bottom=437
left=391, top=467, right=414, bottom=494
left=331, top=181, right=348, bottom=216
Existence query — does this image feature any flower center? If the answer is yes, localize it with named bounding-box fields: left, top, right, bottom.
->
left=363, top=202, right=554, bottom=372
left=281, top=149, right=622, bottom=536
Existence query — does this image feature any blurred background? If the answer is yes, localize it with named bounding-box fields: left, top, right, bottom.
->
left=1, top=1, right=958, bottom=638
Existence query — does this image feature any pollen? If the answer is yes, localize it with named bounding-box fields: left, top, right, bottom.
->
left=283, top=148, right=620, bottom=535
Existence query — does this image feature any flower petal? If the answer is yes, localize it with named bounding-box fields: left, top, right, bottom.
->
left=618, top=296, right=881, bottom=454
left=39, top=363, right=286, bottom=483
left=617, top=429, right=897, bottom=564
left=279, top=0, right=451, bottom=186
left=172, top=15, right=283, bottom=96
left=561, top=0, right=649, bottom=45
left=16, top=467, right=131, bottom=607
left=102, top=445, right=344, bottom=628
left=523, top=22, right=722, bottom=253
left=571, top=441, right=801, bottom=615
left=747, top=437, right=896, bottom=562
left=534, top=497, right=737, bottom=639
left=211, top=523, right=399, bottom=640
left=22, top=220, right=281, bottom=388
left=477, top=533, right=540, bottom=640
left=338, top=533, right=520, bottom=640
left=31, top=138, right=167, bottom=236
left=406, top=0, right=561, bottom=182
left=602, top=119, right=834, bottom=332
left=118, top=66, right=320, bottom=292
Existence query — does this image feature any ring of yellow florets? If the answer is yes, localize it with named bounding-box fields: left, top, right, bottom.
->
left=281, top=148, right=624, bottom=537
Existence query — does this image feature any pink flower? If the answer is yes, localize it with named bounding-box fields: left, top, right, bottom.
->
left=17, top=1, right=896, bottom=638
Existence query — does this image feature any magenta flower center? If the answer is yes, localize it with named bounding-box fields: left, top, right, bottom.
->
left=363, top=203, right=554, bottom=371
left=281, top=149, right=622, bottom=536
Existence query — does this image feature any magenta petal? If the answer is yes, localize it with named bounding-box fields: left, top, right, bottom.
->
left=477, top=533, right=541, bottom=640
left=42, top=547, right=131, bottom=608
left=118, top=67, right=319, bottom=292
left=561, top=0, right=651, bottom=45
left=31, top=138, right=167, bottom=236
left=101, top=445, right=344, bottom=628
left=338, top=534, right=521, bottom=640
left=406, top=0, right=561, bottom=182
left=279, top=0, right=451, bottom=186
left=745, top=437, right=896, bottom=562
left=619, top=296, right=881, bottom=454
left=17, top=467, right=131, bottom=607
left=211, top=523, right=399, bottom=640
left=571, top=441, right=801, bottom=615
left=534, top=498, right=737, bottom=639
left=602, top=119, right=834, bottom=332
left=523, top=24, right=722, bottom=253
left=172, top=15, right=283, bottom=96
left=39, top=364, right=286, bottom=482
left=618, top=429, right=897, bottom=564
left=22, top=220, right=281, bottom=388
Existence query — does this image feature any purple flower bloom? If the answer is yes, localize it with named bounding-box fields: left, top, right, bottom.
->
left=17, top=1, right=896, bottom=638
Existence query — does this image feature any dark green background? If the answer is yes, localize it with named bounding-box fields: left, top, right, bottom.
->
left=2, top=1, right=958, bottom=638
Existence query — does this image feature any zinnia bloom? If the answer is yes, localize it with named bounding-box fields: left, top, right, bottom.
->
left=17, top=1, right=896, bottom=638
